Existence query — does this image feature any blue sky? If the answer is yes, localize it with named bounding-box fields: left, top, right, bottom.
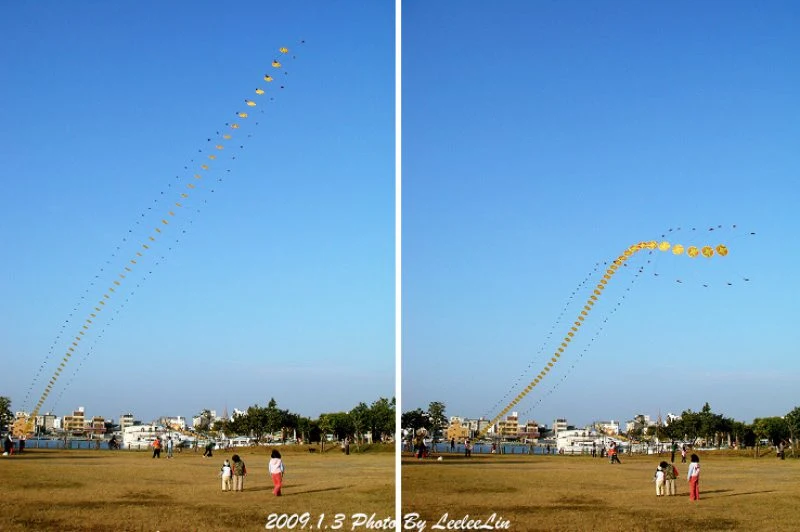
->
left=0, top=1, right=394, bottom=422
left=402, top=0, right=800, bottom=427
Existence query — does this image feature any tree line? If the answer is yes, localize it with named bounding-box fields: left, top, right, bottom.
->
left=641, top=402, right=800, bottom=451
left=202, top=397, right=395, bottom=444
left=401, top=400, right=800, bottom=454
left=0, top=395, right=395, bottom=445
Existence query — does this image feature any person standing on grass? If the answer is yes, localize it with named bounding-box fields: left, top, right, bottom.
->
left=687, top=454, right=700, bottom=501
left=269, top=450, right=285, bottom=496
left=166, top=437, right=174, bottom=459
left=681, top=444, right=687, bottom=463
left=609, top=442, right=621, bottom=464
left=152, top=437, right=162, bottom=458
left=220, top=460, right=232, bottom=492
left=231, top=454, right=246, bottom=491
left=654, top=463, right=665, bottom=496
left=671, top=441, right=677, bottom=463
left=664, top=461, right=678, bottom=496
left=203, top=441, right=214, bottom=458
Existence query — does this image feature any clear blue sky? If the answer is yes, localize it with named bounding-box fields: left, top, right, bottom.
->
left=0, top=1, right=394, bottom=422
left=402, top=0, right=800, bottom=427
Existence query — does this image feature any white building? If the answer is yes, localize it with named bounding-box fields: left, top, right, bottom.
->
left=553, top=418, right=569, bottom=434
left=119, top=413, right=135, bottom=431
left=193, top=410, right=217, bottom=428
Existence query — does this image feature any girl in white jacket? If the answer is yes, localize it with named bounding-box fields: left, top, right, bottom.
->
left=653, top=465, right=665, bottom=496
left=687, top=454, right=700, bottom=500
left=269, top=450, right=285, bottom=496
left=220, top=460, right=232, bottom=491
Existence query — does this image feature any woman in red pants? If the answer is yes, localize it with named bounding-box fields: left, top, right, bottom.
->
left=687, top=454, right=700, bottom=500
left=269, top=449, right=285, bottom=496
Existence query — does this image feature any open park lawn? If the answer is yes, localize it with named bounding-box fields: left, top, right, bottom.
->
left=402, top=452, right=800, bottom=531
left=0, top=446, right=393, bottom=531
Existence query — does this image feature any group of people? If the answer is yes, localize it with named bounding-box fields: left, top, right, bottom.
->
left=218, top=450, right=285, bottom=496
left=150, top=437, right=175, bottom=458
left=2, top=433, right=25, bottom=455
left=653, top=454, right=700, bottom=500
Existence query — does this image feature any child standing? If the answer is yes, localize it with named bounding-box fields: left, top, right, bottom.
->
left=687, top=454, right=700, bottom=501
left=653, top=464, right=665, bottom=496
left=269, top=450, right=285, bottom=496
left=220, top=460, right=232, bottom=491
left=231, top=454, right=247, bottom=492
left=664, top=462, right=678, bottom=496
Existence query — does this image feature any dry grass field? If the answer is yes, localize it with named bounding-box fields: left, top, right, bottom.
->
left=402, top=451, right=800, bottom=531
left=0, top=445, right=393, bottom=532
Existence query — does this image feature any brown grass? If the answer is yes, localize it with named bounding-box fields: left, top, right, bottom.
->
left=0, top=445, right=393, bottom=531
left=402, top=451, right=800, bottom=531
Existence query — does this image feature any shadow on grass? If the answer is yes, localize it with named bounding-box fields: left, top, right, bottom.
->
left=24, top=480, right=85, bottom=489
left=280, top=486, right=345, bottom=497
left=9, top=453, right=107, bottom=461
left=707, top=489, right=777, bottom=498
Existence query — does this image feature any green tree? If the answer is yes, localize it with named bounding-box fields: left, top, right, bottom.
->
left=296, top=416, right=315, bottom=443
left=785, top=406, right=800, bottom=457
left=282, top=412, right=299, bottom=441
left=350, top=402, right=372, bottom=445
left=0, top=396, right=12, bottom=432
left=265, top=398, right=286, bottom=440
left=729, top=420, right=752, bottom=448
left=401, top=409, right=429, bottom=433
left=245, top=405, right=269, bottom=442
left=753, top=417, right=788, bottom=447
left=318, top=414, right=334, bottom=446
left=369, top=397, right=395, bottom=442
left=427, top=402, right=447, bottom=441
left=697, top=403, right=726, bottom=447
left=319, top=412, right=354, bottom=440
left=226, top=411, right=250, bottom=437
left=195, top=409, right=213, bottom=432
left=661, top=418, right=685, bottom=442
left=680, top=409, right=702, bottom=444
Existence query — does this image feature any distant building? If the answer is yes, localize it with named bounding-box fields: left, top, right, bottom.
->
left=498, top=412, right=521, bottom=439
left=160, top=416, right=187, bottom=430
left=119, top=413, right=135, bottom=431
left=86, top=416, right=106, bottom=439
left=446, top=418, right=470, bottom=441
left=553, top=418, right=569, bottom=434
left=193, top=410, right=217, bottom=429
left=519, top=420, right=541, bottom=441
left=63, top=407, right=86, bottom=434
left=594, top=420, right=620, bottom=436
left=467, top=418, right=491, bottom=437
left=35, top=413, right=56, bottom=432
left=625, top=414, right=652, bottom=434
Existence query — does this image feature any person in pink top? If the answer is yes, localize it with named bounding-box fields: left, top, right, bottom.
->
left=687, top=454, right=700, bottom=500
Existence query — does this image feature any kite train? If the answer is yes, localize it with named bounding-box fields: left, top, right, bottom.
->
left=477, top=237, right=734, bottom=438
